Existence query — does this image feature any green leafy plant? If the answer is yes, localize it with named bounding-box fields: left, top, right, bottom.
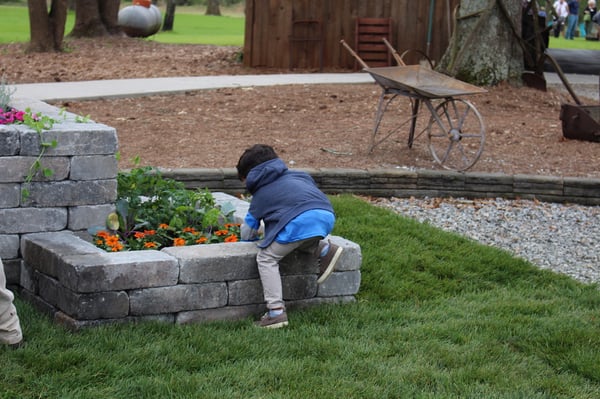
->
left=18, top=110, right=58, bottom=200
left=91, top=166, right=241, bottom=252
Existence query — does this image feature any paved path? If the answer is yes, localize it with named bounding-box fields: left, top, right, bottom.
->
left=10, top=72, right=599, bottom=102
left=11, top=73, right=373, bottom=102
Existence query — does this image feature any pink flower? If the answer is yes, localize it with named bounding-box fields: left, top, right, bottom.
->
left=13, top=110, right=25, bottom=121
left=0, top=108, right=25, bottom=124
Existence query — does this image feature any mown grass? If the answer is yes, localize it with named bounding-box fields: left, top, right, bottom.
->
left=0, top=4, right=244, bottom=46
left=2, top=195, right=599, bottom=398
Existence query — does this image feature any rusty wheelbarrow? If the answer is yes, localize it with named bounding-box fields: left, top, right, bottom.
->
left=341, top=39, right=487, bottom=172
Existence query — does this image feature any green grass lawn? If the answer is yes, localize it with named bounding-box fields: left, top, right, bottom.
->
left=0, top=4, right=244, bottom=46
left=550, top=35, right=600, bottom=50
left=2, top=195, right=599, bottom=398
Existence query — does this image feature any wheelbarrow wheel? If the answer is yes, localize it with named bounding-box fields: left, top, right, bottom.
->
left=426, top=98, right=485, bottom=171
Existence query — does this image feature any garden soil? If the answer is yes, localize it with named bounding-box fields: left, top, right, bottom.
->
left=2, top=37, right=599, bottom=178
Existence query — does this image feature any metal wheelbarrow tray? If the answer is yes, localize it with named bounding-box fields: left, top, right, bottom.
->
left=365, top=66, right=487, bottom=99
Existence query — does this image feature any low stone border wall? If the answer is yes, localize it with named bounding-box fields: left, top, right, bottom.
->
left=162, top=168, right=600, bottom=206
left=20, top=231, right=361, bottom=330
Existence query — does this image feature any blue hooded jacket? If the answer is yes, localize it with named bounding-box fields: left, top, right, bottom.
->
left=243, top=158, right=334, bottom=248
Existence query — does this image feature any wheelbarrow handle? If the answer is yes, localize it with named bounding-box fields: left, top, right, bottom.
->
left=340, top=39, right=369, bottom=69
left=382, top=38, right=406, bottom=66
left=544, top=52, right=582, bottom=105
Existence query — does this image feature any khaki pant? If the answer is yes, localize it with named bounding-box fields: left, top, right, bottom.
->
left=0, top=258, right=22, bottom=345
left=256, top=237, right=321, bottom=310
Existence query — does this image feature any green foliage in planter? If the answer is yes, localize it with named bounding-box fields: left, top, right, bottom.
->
left=92, top=166, right=240, bottom=251
left=116, top=165, right=222, bottom=231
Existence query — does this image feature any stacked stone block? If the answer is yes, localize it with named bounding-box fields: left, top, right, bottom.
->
left=0, top=99, right=118, bottom=286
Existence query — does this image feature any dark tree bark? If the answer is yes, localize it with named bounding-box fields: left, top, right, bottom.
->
left=27, top=0, right=68, bottom=52
left=437, top=0, right=524, bottom=86
left=205, top=0, right=221, bottom=16
left=163, top=0, right=176, bottom=31
left=69, top=0, right=122, bottom=38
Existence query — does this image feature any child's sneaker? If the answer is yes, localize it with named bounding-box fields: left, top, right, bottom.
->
left=317, top=240, right=343, bottom=284
left=255, top=311, right=289, bottom=329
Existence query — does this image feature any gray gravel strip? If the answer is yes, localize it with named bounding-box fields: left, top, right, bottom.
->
left=371, top=197, right=600, bottom=285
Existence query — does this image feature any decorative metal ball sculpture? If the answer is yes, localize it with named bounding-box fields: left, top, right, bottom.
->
left=118, top=1, right=162, bottom=38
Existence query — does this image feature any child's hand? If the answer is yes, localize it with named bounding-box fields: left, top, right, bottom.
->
left=241, top=223, right=260, bottom=241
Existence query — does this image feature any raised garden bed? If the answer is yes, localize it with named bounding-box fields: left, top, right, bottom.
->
left=19, top=194, right=362, bottom=330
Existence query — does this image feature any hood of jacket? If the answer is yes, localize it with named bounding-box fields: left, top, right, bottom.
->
left=245, top=158, right=287, bottom=194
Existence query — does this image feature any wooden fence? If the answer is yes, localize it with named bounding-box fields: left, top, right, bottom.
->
left=243, top=0, right=460, bottom=70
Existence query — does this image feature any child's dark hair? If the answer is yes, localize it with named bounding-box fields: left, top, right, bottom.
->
left=236, top=144, right=278, bottom=180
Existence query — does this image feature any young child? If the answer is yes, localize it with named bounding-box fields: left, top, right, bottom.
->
left=236, top=144, right=343, bottom=328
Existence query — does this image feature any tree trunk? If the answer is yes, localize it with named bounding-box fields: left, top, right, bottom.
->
left=437, top=0, right=524, bottom=86
left=69, top=0, right=121, bottom=38
left=205, top=0, right=221, bottom=16
left=163, top=0, right=176, bottom=31
left=99, top=0, right=122, bottom=35
left=27, top=0, right=68, bottom=52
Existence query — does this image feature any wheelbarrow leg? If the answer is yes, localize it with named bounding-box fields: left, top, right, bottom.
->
left=408, top=98, right=420, bottom=148
left=369, top=90, right=399, bottom=152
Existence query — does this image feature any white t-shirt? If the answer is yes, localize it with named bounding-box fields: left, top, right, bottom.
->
left=554, top=1, right=569, bottom=18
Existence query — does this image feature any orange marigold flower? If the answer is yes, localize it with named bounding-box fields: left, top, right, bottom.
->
left=173, top=237, right=186, bottom=246
left=182, top=227, right=197, bottom=234
left=143, top=229, right=156, bottom=236
left=215, top=229, right=229, bottom=236
left=224, top=235, right=238, bottom=243
left=159, top=223, right=170, bottom=229
left=96, top=230, right=110, bottom=238
left=105, top=235, right=121, bottom=246
left=144, top=242, right=158, bottom=248
left=95, top=239, right=104, bottom=245
left=196, top=236, right=208, bottom=244
left=134, top=231, right=146, bottom=239
left=225, top=223, right=241, bottom=228
left=110, top=242, right=124, bottom=252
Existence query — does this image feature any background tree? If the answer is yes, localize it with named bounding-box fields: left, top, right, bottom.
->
left=27, top=0, right=68, bottom=52
left=163, top=0, right=176, bottom=31
left=206, top=0, right=221, bottom=16
left=69, top=0, right=122, bottom=37
left=437, top=0, right=525, bottom=86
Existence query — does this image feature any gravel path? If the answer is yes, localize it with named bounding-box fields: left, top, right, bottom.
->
left=371, top=197, right=600, bottom=285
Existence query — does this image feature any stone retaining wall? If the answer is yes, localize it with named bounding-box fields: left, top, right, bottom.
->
left=162, top=168, right=600, bottom=206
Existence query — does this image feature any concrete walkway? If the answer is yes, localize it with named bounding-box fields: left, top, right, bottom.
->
left=10, top=71, right=599, bottom=102
left=11, top=73, right=373, bottom=102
